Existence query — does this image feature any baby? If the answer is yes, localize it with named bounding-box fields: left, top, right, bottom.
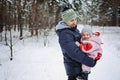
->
left=76, top=27, right=103, bottom=80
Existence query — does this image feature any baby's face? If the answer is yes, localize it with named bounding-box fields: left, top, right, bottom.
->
left=82, top=32, right=91, bottom=40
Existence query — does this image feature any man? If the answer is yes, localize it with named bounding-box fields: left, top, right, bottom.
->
left=56, top=7, right=96, bottom=80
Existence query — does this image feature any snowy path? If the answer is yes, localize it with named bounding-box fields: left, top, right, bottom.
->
left=0, top=46, right=67, bottom=80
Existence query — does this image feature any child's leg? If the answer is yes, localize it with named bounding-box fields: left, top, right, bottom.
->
left=68, top=76, right=77, bottom=80
left=77, top=71, right=90, bottom=80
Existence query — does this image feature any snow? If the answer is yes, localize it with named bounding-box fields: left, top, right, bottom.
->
left=0, top=25, right=120, bottom=80
left=68, top=0, right=73, bottom=4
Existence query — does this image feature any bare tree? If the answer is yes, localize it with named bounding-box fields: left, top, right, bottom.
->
left=9, top=27, right=13, bottom=60
left=0, top=0, right=4, bottom=41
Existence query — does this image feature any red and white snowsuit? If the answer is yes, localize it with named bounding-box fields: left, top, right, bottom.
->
left=80, top=34, right=103, bottom=72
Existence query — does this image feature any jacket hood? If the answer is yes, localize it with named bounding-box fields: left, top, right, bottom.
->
left=89, top=35, right=102, bottom=45
left=56, top=21, right=69, bottom=31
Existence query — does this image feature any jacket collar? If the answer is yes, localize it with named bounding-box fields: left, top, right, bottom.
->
left=56, top=21, right=77, bottom=31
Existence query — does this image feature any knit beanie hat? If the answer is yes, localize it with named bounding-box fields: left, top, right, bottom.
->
left=82, top=27, right=93, bottom=36
left=61, top=9, right=77, bottom=22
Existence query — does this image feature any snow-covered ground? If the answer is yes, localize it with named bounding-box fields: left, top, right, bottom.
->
left=0, top=25, right=120, bottom=80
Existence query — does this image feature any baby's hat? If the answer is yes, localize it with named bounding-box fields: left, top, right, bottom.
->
left=82, top=26, right=93, bottom=36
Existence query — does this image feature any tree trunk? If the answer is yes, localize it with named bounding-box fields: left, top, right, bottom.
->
left=18, top=0, right=23, bottom=40
left=9, top=29, right=13, bottom=60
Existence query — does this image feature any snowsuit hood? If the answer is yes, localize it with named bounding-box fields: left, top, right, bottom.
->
left=89, top=35, right=103, bottom=45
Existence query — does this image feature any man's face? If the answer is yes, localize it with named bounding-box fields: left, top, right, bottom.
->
left=65, top=18, right=77, bottom=28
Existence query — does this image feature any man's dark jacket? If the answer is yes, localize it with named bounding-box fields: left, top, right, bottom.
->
left=56, top=21, right=96, bottom=76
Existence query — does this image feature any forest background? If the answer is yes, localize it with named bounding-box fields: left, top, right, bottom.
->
left=0, top=0, right=120, bottom=60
